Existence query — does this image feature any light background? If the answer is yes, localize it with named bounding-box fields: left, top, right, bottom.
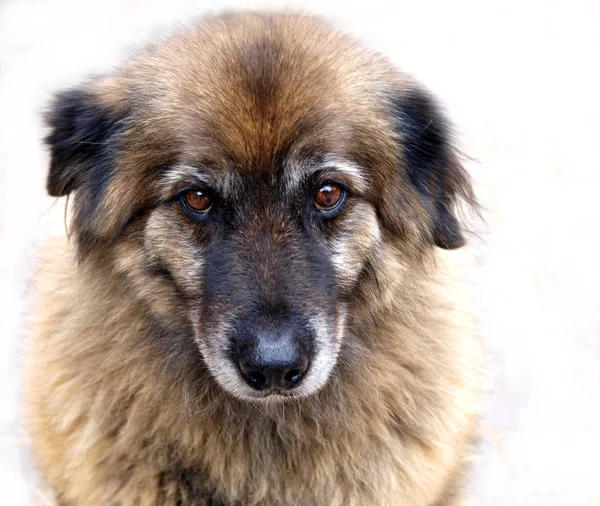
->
left=1, top=0, right=599, bottom=504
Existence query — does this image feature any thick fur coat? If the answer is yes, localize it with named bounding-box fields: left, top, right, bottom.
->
left=25, top=12, right=482, bottom=506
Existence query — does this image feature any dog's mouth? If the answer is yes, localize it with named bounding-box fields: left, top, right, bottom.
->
left=239, top=388, right=304, bottom=401
left=197, top=347, right=339, bottom=402
left=194, top=309, right=346, bottom=402
left=196, top=336, right=339, bottom=402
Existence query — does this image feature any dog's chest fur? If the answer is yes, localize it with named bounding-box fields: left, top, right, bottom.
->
left=26, top=239, right=480, bottom=506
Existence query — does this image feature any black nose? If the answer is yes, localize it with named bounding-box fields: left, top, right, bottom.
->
left=236, top=329, right=310, bottom=392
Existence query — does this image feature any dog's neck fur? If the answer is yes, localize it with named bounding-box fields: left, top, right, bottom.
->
left=29, top=238, right=479, bottom=505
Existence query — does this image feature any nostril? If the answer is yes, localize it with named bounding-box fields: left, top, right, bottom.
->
left=246, top=370, right=268, bottom=389
left=237, top=356, right=271, bottom=391
left=284, top=368, right=305, bottom=386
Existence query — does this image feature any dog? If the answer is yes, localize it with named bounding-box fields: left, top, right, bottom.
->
left=25, top=11, right=482, bottom=506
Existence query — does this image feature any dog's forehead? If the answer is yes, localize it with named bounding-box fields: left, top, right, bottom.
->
left=154, top=51, right=350, bottom=169
left=115, top=16, right=393, bottom=161
left=102, top=14, right=402, bottom=206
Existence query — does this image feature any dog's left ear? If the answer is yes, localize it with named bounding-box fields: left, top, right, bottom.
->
left=392, top=87, right=474, bottom=249
left=44, top=84, right=130, bottom=257
left=45, top=87, right=123, bottom=198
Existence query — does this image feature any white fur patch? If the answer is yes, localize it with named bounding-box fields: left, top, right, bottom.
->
left=331, top=202, right=381, bottom=289
left=158, top=163, right=238, bottom=199
left=284, top=158, right=368, bottom=195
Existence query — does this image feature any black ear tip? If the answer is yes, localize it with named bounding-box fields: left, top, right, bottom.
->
left=43, top=85, right=116, bottom=198
left=46, top=183, right=61, bottom=198
left=434, top=230, right=465, bottom=250
left=433, top=208, right=466, bottom=249
left=46, top=160, right=70, bottom=196
left=46, top=181, right=65, bottom=198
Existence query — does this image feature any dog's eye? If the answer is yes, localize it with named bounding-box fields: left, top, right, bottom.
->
left=314, top=183, right=344, bottom=211
left=182, top=189, right=213, bottom=213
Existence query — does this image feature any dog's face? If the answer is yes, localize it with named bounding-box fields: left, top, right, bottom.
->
left=44, top=14, right=472, bottom=400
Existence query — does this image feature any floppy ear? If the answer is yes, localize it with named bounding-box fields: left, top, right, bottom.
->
left=44, top=85, right=128, bottom=256
left=392, top=87, right=473, bottom=249
left=45, top=86, right=123, bottom=197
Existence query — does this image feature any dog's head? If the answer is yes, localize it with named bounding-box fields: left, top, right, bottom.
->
left=44, top=13, right=473, bottom=400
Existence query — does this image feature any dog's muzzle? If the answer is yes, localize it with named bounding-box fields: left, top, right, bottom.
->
left=233, top=321, right=312, bottom=393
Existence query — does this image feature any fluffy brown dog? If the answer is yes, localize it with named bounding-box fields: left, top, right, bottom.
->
left=25, top=12, right=482, bottom=506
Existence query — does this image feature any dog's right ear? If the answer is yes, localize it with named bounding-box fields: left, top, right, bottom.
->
left=44, top=87, right=123, bottom=197
left=389, top=86, right=475, bottom=250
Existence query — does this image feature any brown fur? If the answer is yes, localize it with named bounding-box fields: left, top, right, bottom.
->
left=25, top=12, right=482, bottom=506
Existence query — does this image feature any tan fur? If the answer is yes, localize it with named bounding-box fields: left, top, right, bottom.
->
left=25, top=12, right=482, bottom=506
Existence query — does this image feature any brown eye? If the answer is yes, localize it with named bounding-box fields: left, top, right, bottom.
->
left=314, top=183, right=343, bottom=211
left=182, top=189, right=213, bottom=213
